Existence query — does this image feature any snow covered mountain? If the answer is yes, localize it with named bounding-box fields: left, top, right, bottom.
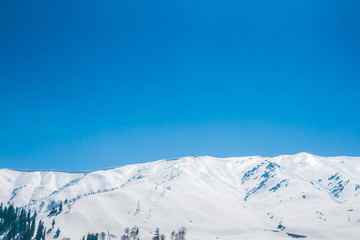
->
left=1, top=153, right=360, bottom=240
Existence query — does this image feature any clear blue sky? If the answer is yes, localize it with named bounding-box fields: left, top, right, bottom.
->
left=1, top=0, right=359, bottom=171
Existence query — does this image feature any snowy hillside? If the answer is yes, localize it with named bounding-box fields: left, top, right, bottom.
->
left=1, top=153, right=360, bottom=240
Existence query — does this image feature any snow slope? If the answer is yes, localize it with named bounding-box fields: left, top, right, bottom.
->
left=1, top=153, right=360, bottom=239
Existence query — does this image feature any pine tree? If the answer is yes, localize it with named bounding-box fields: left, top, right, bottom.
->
left=55, top=227, right=61, bottom=238
left=130, top=226, right=139, bottom=240
left=177, top=227, right=187, bottom=240
left=153, top=228, right=160, bottom=240
left=170, top=227, right=187, bottom=240
left=59, top=202, right=63, bottom=213
left=52, top=219, right=55, bottom=229
left=170, top=231, right=176, bottom=240
left=42, top=227, right=46, bottom=240
left=29, top=213, right=36, bottom=238
left=35, top=220, right=44, bottom=240
left=48, top=208, right=57, bottom=217
left=100, top=232, right=106, bottom=240
left=19, top=208, right=27, bottom=234
left=121, top=227, right=130, bottom=240
left=0, top=202, right=3, bottom=216
left=86, top=233, right=99, bottom=240
left=7, top=222, right=17, bottom=239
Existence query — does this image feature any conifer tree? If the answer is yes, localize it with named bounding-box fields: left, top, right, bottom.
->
left=59, top=202, right=63, bottom=213
left=86, top=232, right=99, bottom=240
left=0, top=203, right=37, bottom=240
left=153, top=228, right=160, bottom=240
left=130, top=226, right=139, bottom=240
left=42, top=227, right=46, bottom=240
left=35, top=220, right=44, bottom=240
left=55, top=227, right=61, bottom=238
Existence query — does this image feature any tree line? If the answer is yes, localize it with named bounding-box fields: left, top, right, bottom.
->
left=0, top=202, right=49, bottom=240
left=83, top=226, right=187, bottom=240
left=1, top=202, right=186, bottom=240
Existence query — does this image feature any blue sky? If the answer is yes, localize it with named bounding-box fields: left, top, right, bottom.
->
left=1, top=0, right=360, bottom=171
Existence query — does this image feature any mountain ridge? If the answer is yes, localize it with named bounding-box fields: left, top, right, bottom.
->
left=1, top=153, right=360, bottom=239
left=3, top=152, right=354, bottom=173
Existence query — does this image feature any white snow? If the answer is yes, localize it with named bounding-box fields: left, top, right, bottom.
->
left=1, top=153, right=360, bottom=239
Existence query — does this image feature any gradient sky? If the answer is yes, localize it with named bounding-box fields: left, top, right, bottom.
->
left=1, top=0, right=360, bottom=171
